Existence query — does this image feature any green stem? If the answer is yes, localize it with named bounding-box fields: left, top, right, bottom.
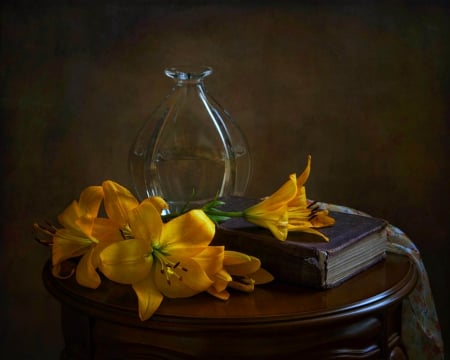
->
left=161, top=198, right=246, bottom=224
left=162, top=209, right=245, bottom=224
left=204, top=209, right=244, bottom=218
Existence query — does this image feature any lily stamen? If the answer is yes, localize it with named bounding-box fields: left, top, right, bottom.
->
left=33, top=221, right=57, bottom=246
left=119, top=226, right=133, bottom=240
left=156, top=253, right=186, bottom=285
left=307, top=201, right=318, bottom=209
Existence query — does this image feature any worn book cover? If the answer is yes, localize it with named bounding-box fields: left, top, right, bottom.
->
left=212, top=198, right=388, bottom=289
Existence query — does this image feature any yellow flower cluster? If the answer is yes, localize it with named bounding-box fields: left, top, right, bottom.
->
left=204, top=155, right=335, bottom=241
left=35, top=155, right=333, bottom=321
left=37, top=181, right=272, bottom=321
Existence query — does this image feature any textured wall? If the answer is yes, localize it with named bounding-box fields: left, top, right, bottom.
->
left=1, top=1, right=449, bottom=358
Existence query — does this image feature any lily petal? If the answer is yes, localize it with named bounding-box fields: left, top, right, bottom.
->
left=103, top=180, right=139, bottom=227
left=91, top=218, right=123, bottom=244
left=213, top=268, right=233, bottom=283
left=225, top=256, right=262, bottom=276
left=161, top=210, right=215, bottom=253
left=52, top=229, right=92, bottom=269
left=288, top=185, right=308, bottom=209
left=246, top=207, right=289, bottom=241
left=154, top=257, right=213, bottom=298
left=57, top=200, right=82, bottom=230
left=128, top=200, right=163, bottom=250
left=76, top=248, right=101, bottom=289
left=223, top=250, right=252, bottom=266
left=254, top=173, right=297, bottom=210
left=296, top=155, right=311, bottom=188
left=250, top=268, right=274, bottom=284
left=57, top=186, right=104, bottom=229
left=299, top=227, right=330, bottom=242
left=192, top=246, right=225, bottom=277
left=207, top=287, right=230, bottom=301
left=132, top=276, right=164, bottom=321
left=147, top=196, right=169, bottom=213
left=311, top=210, right=336, bottom=228
left=243, top=174, right=296, bottom=241
left=100, top=240, right=152, bottom=284
left=78, top=185, right=104, bottom=218
left=74, top=215, right=96, bottom=239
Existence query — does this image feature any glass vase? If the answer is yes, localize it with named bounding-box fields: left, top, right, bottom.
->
left=129, top=66, right=252, bottom=213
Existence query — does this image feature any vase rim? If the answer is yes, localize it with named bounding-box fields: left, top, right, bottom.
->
left=165, top=66, right=213, bottom=81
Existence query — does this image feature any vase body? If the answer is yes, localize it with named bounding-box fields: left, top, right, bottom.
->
left=129, top=66, right=252, bottom=213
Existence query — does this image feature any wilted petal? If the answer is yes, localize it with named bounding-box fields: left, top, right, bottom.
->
left=100, top=240, right=152, bottom=284
left=132, top=276, right=164, bottom=321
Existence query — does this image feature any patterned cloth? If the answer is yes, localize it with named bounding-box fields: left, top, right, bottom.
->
left=323, top=203, right=445, bottom=360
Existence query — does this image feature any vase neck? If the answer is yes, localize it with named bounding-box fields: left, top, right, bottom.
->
left=165, top=66, right=212, bottom=85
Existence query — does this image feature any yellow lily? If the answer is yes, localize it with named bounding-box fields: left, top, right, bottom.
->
left=287, top=155, right=335, bottom=241
left=238, top=156, right=334, bottom=242
left=52, top=185, right=121, bottom=288
left=99, top=199, right=217, bottom=320
left=207, top=250, right=274, bottom=300
left=102, top=179, right=167, bottom=232
left=242, top=174, right=297, bottom=241
left=102, top=180, right=139, bottom=228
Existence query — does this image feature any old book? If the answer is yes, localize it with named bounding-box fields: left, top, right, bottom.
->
left=211, top=198, right=388, bottom=289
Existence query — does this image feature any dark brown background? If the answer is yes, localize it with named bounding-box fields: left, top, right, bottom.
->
left=1, top=1, right=449, bottom=358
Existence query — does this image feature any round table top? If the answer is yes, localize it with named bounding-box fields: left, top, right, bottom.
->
left=43, top=253, right=416, bottom=328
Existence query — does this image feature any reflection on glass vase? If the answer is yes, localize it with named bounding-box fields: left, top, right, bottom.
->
left=129, top=66, right=252, bottom=213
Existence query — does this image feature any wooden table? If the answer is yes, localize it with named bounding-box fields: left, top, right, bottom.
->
left=43, top=253, right=417, bottom=359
